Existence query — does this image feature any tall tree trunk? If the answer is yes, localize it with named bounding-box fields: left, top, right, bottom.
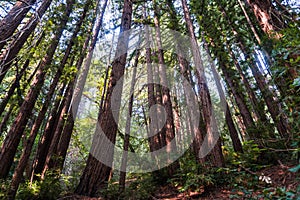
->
left=237, top=40, right=290, bottom=137
left=50, top=31, right=93, bottom=172
left=119, top=49, right=139, bottom=192
left=0, top=32, right=44, bottom=116
left=41, top=80, right=75, bottom=177
left=218, top=5, right=271, bottom=129
left=144, top=24, right=162, bottom=155
left=31, top=0, right=103, bottom=181
left=181, top=0, right=224, bottom=167
left=0, top=0, right=36, bottom=51
left=70, top=0, right=107, bottom=124
left=0, top=0, right=52, bottom=84
left=205, top=48, right=243, bottom=153
left=218, top=54, right=256, bottom=139
left=153, top=0, right=179, bottom=175
left=7, top=8, right=88, bottom=190
left=164, top=0, right=206, bottom=163
left=50, top=2, right=106, bottom=173
left=75, top=0, right=133, bottom=196
left=176, top=44, right=206, bottom=164
left=227, top=44, right=270, bottom=126
left=0, top=0, right=74, bottom=179
left=30, top=85, right=66, bottom=179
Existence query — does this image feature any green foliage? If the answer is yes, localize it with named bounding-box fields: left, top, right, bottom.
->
left=0, top=179, right=11, bottom=199
left=224, top=140, right=267, bottom=170
left=169, top=152, right=215, bottom=193
left=259, top=186, right=299, bottom=200
left=125, top=173, right=156, bottom=199
left=229, top=185, right=300, bottom=199
left=102, top=173, right=156, bottom=200
left=15, top=171, right=72, bottom=200
left=16, top=180, right=41, bottom=200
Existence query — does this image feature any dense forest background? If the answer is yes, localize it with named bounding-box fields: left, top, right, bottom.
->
left=0, top=0, right=299, bottom=199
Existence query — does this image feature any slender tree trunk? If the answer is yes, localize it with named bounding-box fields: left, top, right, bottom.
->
left=7, top=10, right=87, bottom=190
left=31, top=0, right=102, bottom=181
left=75, top=0, right=133, bottom=196
left=50, top=30, right=93, bottom=172
left=119, top=49, right=139, bottom=192
left=41, top=80, right=75, bottom=177
left=71, top=0, right=106, bottom=122
left=0, top=0, right=74, bottom=179
left=30, top=85, right=66, bottom=179
left=153, top=0, right=179, bottom=175
left=0, top=0, right=52, bottom=84
left=227, top=44, right=270, bottom=126
left=0, top=105, right=14, bottom=135
left=0, top=0, right=36, bottom=51
left=0, top=32, right=44, bottom=116
left=218, top=5, right=272, bottom=130
left=206, top=50, right=243, bottom=153
left=229, top=94, right=247, bottom=141
left=51, top=2, right=106, bottom=171
left=164, top=0, right=206, bottom=163
left=176, top=44, right=206, bottom=164
left=218, top=55, right=256, bottom=138
left=238, top=40, right=290, bottom=137
left=144, top=24, right=162, bottom=154
left=181, top=0, right=224, bottom=167
left=237, top=0, right=261, bottom=44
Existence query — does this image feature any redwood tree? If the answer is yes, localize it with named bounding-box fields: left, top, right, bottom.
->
left=0, top=0, right=75, bottom=179
left=75, top=0, right=133, bottom=196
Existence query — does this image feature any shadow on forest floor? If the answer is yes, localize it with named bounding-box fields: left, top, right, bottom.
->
left=59, top=163, right=299, bottom=199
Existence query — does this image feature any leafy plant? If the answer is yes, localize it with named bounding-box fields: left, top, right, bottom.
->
left=102, top=173, right=156, bottom=200
left=169, top=152, right=215, bottom=193
left=15, top=171, right=71, bottom=200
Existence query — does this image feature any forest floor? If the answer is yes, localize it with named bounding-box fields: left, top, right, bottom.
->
left=153, top=163, right=299, bottom=199
left=60, top=163, right=299, bottom=199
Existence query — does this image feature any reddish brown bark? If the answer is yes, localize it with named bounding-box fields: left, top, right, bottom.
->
left=0, top=0, right=52, bottom=84
left=0, top=0, right=36, bottom=51
left=0, top=32, right=44, bottom=116
left=145, top=27, right=162, bottom=154
left=219, top=55, right=256, bottom=136
left=176, top=46, right=206, bottom=164
left=237, top=39, right=290, bottom=137
left=30, top=85, right=65, bottom=178
left=51, top=35, right=92, bottom=172
left=75, top=0, right=132, bottom=196
left=0, top=0, right=74, bottom=179
left=119, top=49, right=139, bottom=192
left=42, top=81, right=74, bottom=177
left=181, top=0, right=224, bottom=167
left=8, top=10, right=88, bottom=190
left=153, top=0, right=179, bottom=175
left=218, top=5, right=270, bottom=129
left=208, top=53, right=243, bottom=153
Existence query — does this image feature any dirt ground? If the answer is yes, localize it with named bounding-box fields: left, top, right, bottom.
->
left=153, top=163, right=299, bottom=199
left=59, top=163, right=299, bottom=200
